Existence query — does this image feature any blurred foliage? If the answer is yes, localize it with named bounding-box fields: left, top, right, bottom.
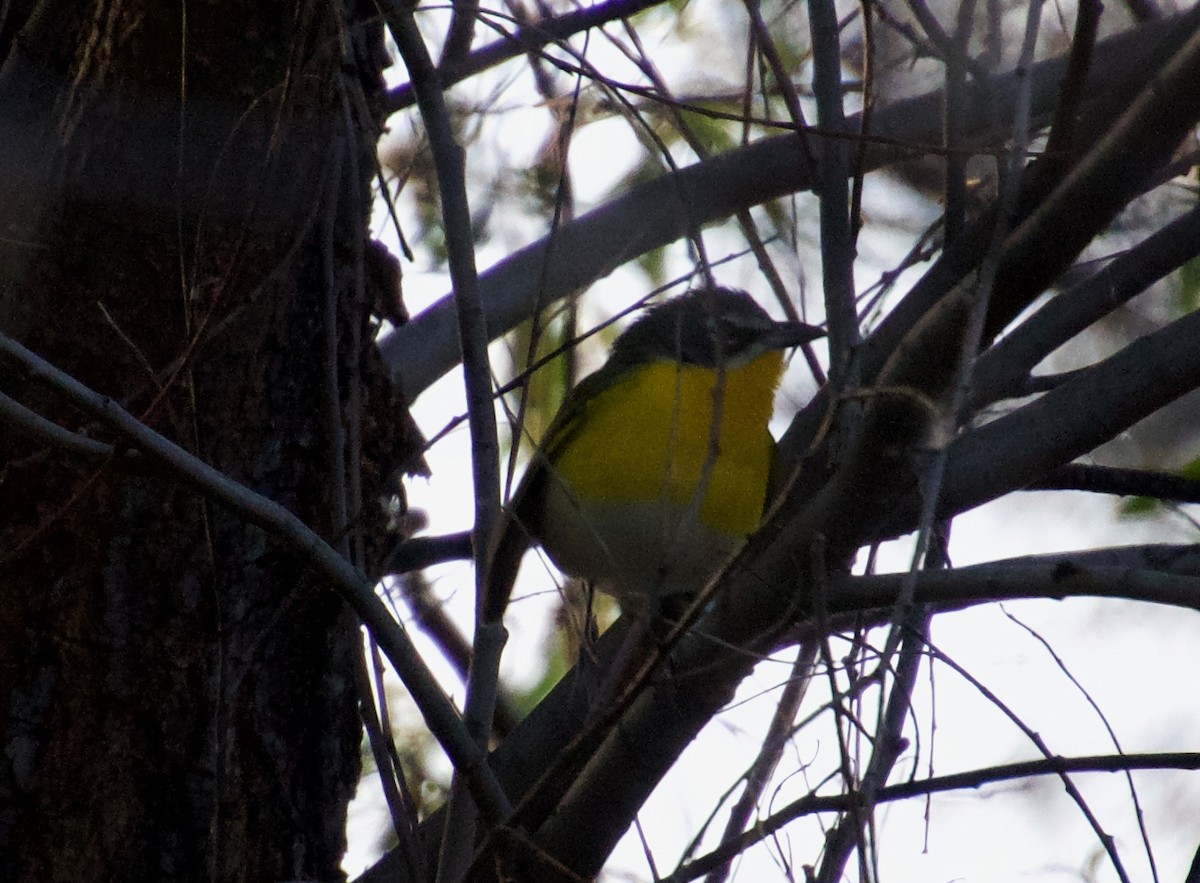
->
left=1176, top=253, right=1200, bottom=315
left=504, top=307, right=576, bottom=462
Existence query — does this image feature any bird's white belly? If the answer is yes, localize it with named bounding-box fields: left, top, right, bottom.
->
left=537, top=476, right=747, bottom=604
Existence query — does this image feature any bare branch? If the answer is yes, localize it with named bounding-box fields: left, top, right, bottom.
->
left=0, top=331, right=512, bottom=825
left=383, top=3, right=508, bottom=874
left=1029, top=464, right=1200, bottom=504
left=701, top=643, right=817, bottom=883
left=971, top=202, right=1200, bottom=406
left=383, top=11, right=1199, bottom=401
left=916, top=306, right=1200, bottom=541
left=666, top=751, right=1200, bottom=883
left=0, top=388, right=114, bottom=460
left=386, top=0, right=669, bottom=114
left=806, top=0, right=859, bottom=393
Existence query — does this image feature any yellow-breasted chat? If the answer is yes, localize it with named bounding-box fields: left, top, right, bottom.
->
left=483, top=286, right=825, bottom=620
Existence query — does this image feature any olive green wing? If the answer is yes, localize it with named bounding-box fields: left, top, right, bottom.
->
left=480, top=360, right=634, bottom=621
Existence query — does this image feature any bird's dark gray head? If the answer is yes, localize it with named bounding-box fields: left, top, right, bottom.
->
left=608, top=287, right=824, bottom=370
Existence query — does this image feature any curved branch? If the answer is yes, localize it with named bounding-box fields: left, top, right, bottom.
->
left=1029, top=463, right=1200, bottom=504
left=381, top=11, right=1196, bottom=401
left=971, top=201, right=1200, bottom=406
left=916, top=306, right=1200, bottom=541
left=361, top=542, right=1200, bottom=881
left=386, top=0, right=668, bottom=114
left=667, top=751, right=1200, bottom=883
left=0, top=388, right=114, bottom=459
left=0, top=331, right=512, bottom=825
left=843, top=550, right=1200, bottom=612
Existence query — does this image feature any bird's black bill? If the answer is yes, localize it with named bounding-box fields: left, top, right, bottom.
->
left=761, top=321, right=826, bottom=350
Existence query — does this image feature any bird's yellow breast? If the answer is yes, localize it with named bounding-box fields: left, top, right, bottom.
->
left=549, top=351, right=784, bottom=536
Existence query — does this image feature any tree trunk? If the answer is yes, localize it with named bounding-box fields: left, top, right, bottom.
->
left=0, top=2, right=394, bottom=879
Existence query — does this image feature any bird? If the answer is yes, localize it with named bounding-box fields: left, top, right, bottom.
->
left=483, top=286, right=825, bottom=620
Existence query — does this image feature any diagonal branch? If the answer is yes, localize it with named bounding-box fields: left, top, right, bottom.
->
left=360, top=542, right=1200, bottom=880
left=1029, top=464, right=1200, bottom=504
left=666, top=751, right=1200, bottom=883
left=0, top=332, right=512, bottom=825
left=907, top=306, right=1200, bottom=542
left=386, top=0, right=668, bottom=114
left=382, top=10, right=1198, bottom=401
left=970, top=201, right=1200, bottom=407
left=522, top=260, right=1200, bottom=876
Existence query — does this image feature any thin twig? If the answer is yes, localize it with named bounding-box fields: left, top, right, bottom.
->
left=386, top=0, right=667, bottom=113
left=1001, top=605, right=1159, bottom=881
left=815, top=608, right=929, bottom=883
left=354, top=644, right=423, bottom=879
left=384, top=5, right=506, bottom=877
left=664, top=751, right=1200, bottom=883
left=0, top=389, right=114, bottom=459
left=702, top=643, right=817, bottom=883
left=926, top=642, right=1132, bottom=882
left=941, top=0, right=978, bottom=243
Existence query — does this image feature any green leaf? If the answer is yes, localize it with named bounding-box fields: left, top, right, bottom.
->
left=1180, top=453, right=1200, bottom=480
left=1119, top=494, right=1160, bottom=517
left=1176, top=253, right=1200, bottom=314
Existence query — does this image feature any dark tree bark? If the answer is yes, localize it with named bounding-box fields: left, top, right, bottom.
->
left=0, top=2, right=398, bottom=879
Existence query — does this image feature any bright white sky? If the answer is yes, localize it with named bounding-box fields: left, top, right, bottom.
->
left=345, top=4, right=1200, bottom=880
